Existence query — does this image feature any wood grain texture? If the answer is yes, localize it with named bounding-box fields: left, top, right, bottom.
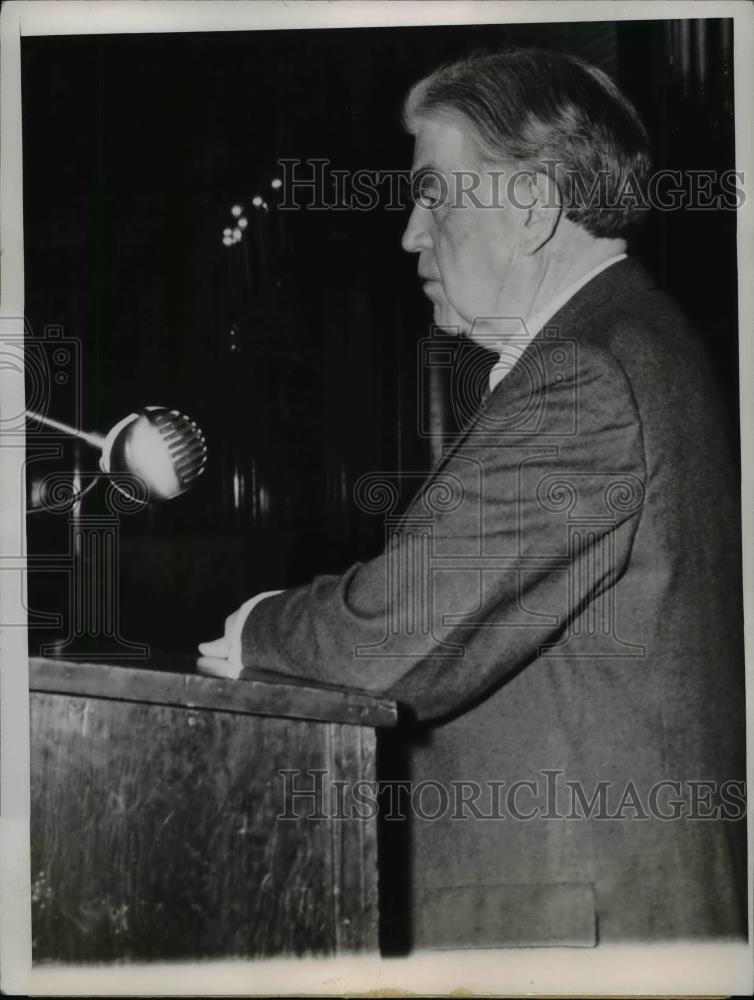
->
left=31, top=690, right=382, bottom=963
left=29, top=655, right=397, bottom=728
left=326, top=724, right=379, bottom=952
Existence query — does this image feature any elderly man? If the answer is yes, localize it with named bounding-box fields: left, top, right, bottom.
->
left=201, top=49, right=746, bottom=947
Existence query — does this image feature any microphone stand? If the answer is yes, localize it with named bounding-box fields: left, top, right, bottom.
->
left=25, top=410, right=149, bottom=660
left=25, top=404, right=206, bottom=659
left=25, top=408, right=105, bottom=450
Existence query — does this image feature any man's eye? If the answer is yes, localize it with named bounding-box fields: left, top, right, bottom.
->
left=412, top=171, right=445, bottom=210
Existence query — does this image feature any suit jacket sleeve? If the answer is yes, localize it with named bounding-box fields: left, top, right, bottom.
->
left=240, top=338, right=647, bottom=720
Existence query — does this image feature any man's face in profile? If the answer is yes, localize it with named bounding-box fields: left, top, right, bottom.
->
left=402, top=116, right=524, bottom=340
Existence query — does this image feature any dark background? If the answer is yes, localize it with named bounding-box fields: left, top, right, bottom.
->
left=22, top=19, right=738, bottom=658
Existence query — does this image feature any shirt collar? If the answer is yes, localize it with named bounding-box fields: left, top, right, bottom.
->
left=488, top=253, right=628, bottom=394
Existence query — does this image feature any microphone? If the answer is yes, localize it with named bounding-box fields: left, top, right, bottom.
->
left=25, top=405, right=208, bottom=500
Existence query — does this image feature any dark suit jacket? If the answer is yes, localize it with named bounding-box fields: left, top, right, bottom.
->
left=241, top=258, right=746, bottom=946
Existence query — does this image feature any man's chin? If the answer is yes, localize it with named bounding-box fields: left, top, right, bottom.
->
left=432, top=301, right=469, bottom=334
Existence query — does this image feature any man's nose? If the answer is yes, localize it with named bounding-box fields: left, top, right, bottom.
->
left=401, top=204, right=432, bottom=254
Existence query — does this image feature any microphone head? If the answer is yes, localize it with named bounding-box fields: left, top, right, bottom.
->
left=101, top=406, right=208, bottom=500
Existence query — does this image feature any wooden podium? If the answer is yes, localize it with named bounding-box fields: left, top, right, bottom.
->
left=29, top=653, right=397, bottom=964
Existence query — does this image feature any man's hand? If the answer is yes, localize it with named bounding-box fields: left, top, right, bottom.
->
left=197, top=590, right=284, bottom=677
left=198, top=609, right=241, bottom=663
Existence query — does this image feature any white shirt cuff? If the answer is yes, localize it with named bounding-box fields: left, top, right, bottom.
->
left=228, top=590, right=284, bottom=666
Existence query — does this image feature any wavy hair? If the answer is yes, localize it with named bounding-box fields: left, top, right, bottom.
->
left=403, top=47, right=652, bottom=237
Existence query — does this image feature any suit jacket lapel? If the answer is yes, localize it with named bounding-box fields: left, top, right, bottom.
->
left=396, top=258, right=657, bottom=529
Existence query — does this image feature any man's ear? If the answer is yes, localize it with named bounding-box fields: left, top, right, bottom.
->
left=519, top=170, right=562, bottom=254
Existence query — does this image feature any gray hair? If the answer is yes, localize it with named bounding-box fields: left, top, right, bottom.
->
left=403, top=47, right=651, bottom=237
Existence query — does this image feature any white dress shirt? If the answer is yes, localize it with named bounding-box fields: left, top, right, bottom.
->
left=488, top=253, right=627, bottom=392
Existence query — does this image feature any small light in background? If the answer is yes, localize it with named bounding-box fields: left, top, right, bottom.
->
left=231, top=204, right=243, bottom=217
left=271, top=178, right=282, bottom=190
left=252, top=195, right=263, bottom=208
left=223, top=227, right=232, bottom=237
left=232, top=227, right=242, bottom=240
left=222, top=235, right=233, bottom=246
left=238, top=217, right=248, bottom=229
left=258, top=484, right=270, bottom=516
left=261, top=201, right=269, bottom=212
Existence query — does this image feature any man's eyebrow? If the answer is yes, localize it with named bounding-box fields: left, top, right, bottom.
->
left=410, top=163, right=440, bottom=181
